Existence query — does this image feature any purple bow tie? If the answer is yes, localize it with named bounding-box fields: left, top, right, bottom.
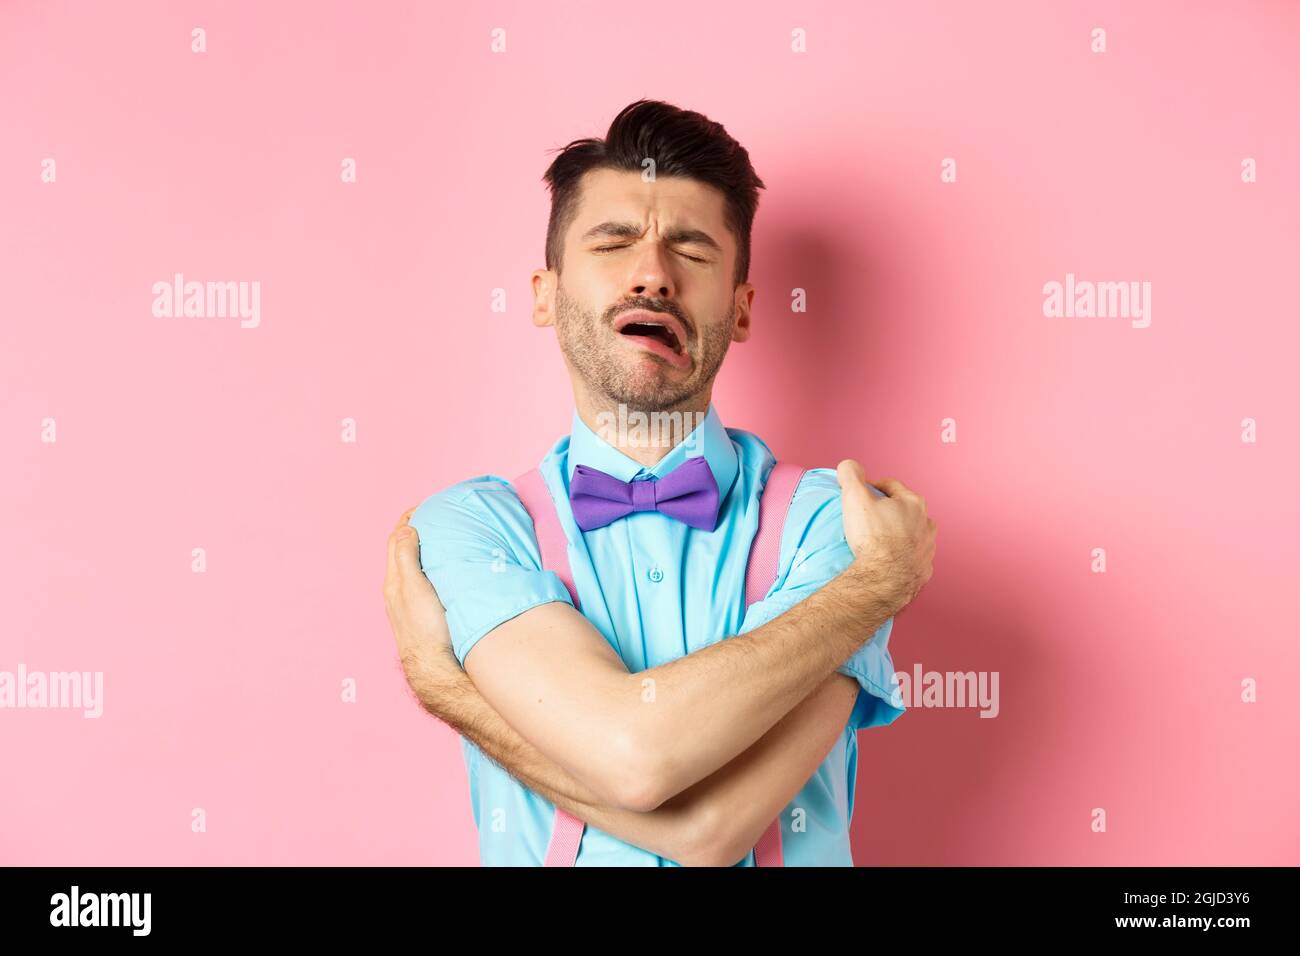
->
left=569, top=456, right=721, bottom=532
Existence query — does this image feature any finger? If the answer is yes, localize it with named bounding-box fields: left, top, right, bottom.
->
left=385, top=527, right=401, bottom=592
left=870, top=477, right=915, bottom=499
left=395, top=504, right=416, bottom=535
left=835, top=458, right=866, bottom=484
left=393, top=524, right=427, bottom=583
left=383, top=536, right=403, bottom=624
left=394, top=525, right=445, bottom=610
left=836, top=458, right=877, bottom=508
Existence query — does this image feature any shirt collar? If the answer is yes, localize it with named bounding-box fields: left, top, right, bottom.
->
left=565, top=403, right=739, bottom=502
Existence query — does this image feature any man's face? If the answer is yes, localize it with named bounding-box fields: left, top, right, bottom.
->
left=536, top=168, right=753, bottom=412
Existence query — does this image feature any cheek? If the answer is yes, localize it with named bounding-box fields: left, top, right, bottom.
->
left=565, top=272, right=617, bottom=315
left=569, top=253, right=619, bottom=286
left=694, top=296, right=737, bottom=334
left=556, top=277, right=595, bottom=314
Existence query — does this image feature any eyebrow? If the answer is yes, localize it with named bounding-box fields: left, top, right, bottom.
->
left=579, top=221, right=722, bottom=252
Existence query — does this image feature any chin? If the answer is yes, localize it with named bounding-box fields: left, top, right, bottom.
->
left=612, top=378, right=697, bottom=412
left=623, top=361, right=685, bottom=390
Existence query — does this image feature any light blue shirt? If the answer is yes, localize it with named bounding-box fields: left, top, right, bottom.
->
left=411, top=403, right=904, bottom=866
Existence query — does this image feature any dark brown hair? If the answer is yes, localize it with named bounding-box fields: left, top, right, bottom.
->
left=542, top=99, right=766, bottom=287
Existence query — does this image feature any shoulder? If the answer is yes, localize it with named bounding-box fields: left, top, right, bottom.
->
left=791, top=466, right=841, bottom=502
left=408, top=474, right=530, bottom=540
left=784, top=467, right=844, bottom=543
left=789, top=464, right=886, bottom=510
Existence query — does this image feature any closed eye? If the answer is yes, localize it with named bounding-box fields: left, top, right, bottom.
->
left=592, top=245, right=708, bottom=264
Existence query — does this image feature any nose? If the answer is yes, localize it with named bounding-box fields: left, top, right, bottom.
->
left=629, top=242, right=675, bottom=300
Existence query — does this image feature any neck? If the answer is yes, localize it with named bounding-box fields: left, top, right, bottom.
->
left=573, top=388, right=712, bottom=470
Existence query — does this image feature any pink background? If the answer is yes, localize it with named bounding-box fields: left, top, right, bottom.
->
left=2, top=1, right=1297, bottom=865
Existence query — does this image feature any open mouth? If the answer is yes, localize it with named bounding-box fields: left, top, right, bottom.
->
left=618, top=320, right=682, bottom=354
left=612, top=310, right=690, bottom=369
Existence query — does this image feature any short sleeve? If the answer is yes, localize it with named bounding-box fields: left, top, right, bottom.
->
left=408, top=476, right=574, bottom=668
left=737, top=468, right=905, bottom=732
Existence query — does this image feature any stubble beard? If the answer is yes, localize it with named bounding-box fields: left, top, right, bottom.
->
left=552, top=283, right=735, bottom=414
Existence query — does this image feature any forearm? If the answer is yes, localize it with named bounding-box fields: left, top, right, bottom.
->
left=449, top=559, right=895, bottom=812
left=629, top=560, right=896, bottom=806
left=660, top=670, right=860, bottom=866
left=469, top=716, right=701, bottom=866
left=408, top=654, right=702, bottom=861
left=412, top=655, right=858, bottom=866
left=403, top=650, right=607, bottom=808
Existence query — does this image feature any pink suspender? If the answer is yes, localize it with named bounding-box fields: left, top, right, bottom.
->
left=510, top=468, right=588, bottom=867
left=513, top=469, right=582, bottom=610
left=511, top=460, right=806, bottom=867
left=742, top=461, right=805, bottom=868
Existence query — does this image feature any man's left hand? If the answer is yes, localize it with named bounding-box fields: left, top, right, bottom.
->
left=383, top=507, right=458, bottom=684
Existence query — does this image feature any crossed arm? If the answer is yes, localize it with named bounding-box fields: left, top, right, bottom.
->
left=387, top=463, right=933, bottom=866
left=455, top=574, right=893, bottom=812
left=406, top=644, right=860, bottom=866
left=390, top=525, right=900, bottom=866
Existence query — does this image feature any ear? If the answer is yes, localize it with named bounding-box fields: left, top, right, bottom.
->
left=532, top=269, right=557, bottom=328
left=731, top=282, right=754, bottom=343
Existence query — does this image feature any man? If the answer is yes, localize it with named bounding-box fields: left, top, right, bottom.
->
left=383, top=99, right=937, bottom=866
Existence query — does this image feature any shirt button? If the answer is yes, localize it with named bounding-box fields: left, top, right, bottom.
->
left=647, top=566, right=664, bottom=583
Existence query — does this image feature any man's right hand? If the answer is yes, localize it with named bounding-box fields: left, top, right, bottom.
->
left=835, top=458, right=937, bottom=613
